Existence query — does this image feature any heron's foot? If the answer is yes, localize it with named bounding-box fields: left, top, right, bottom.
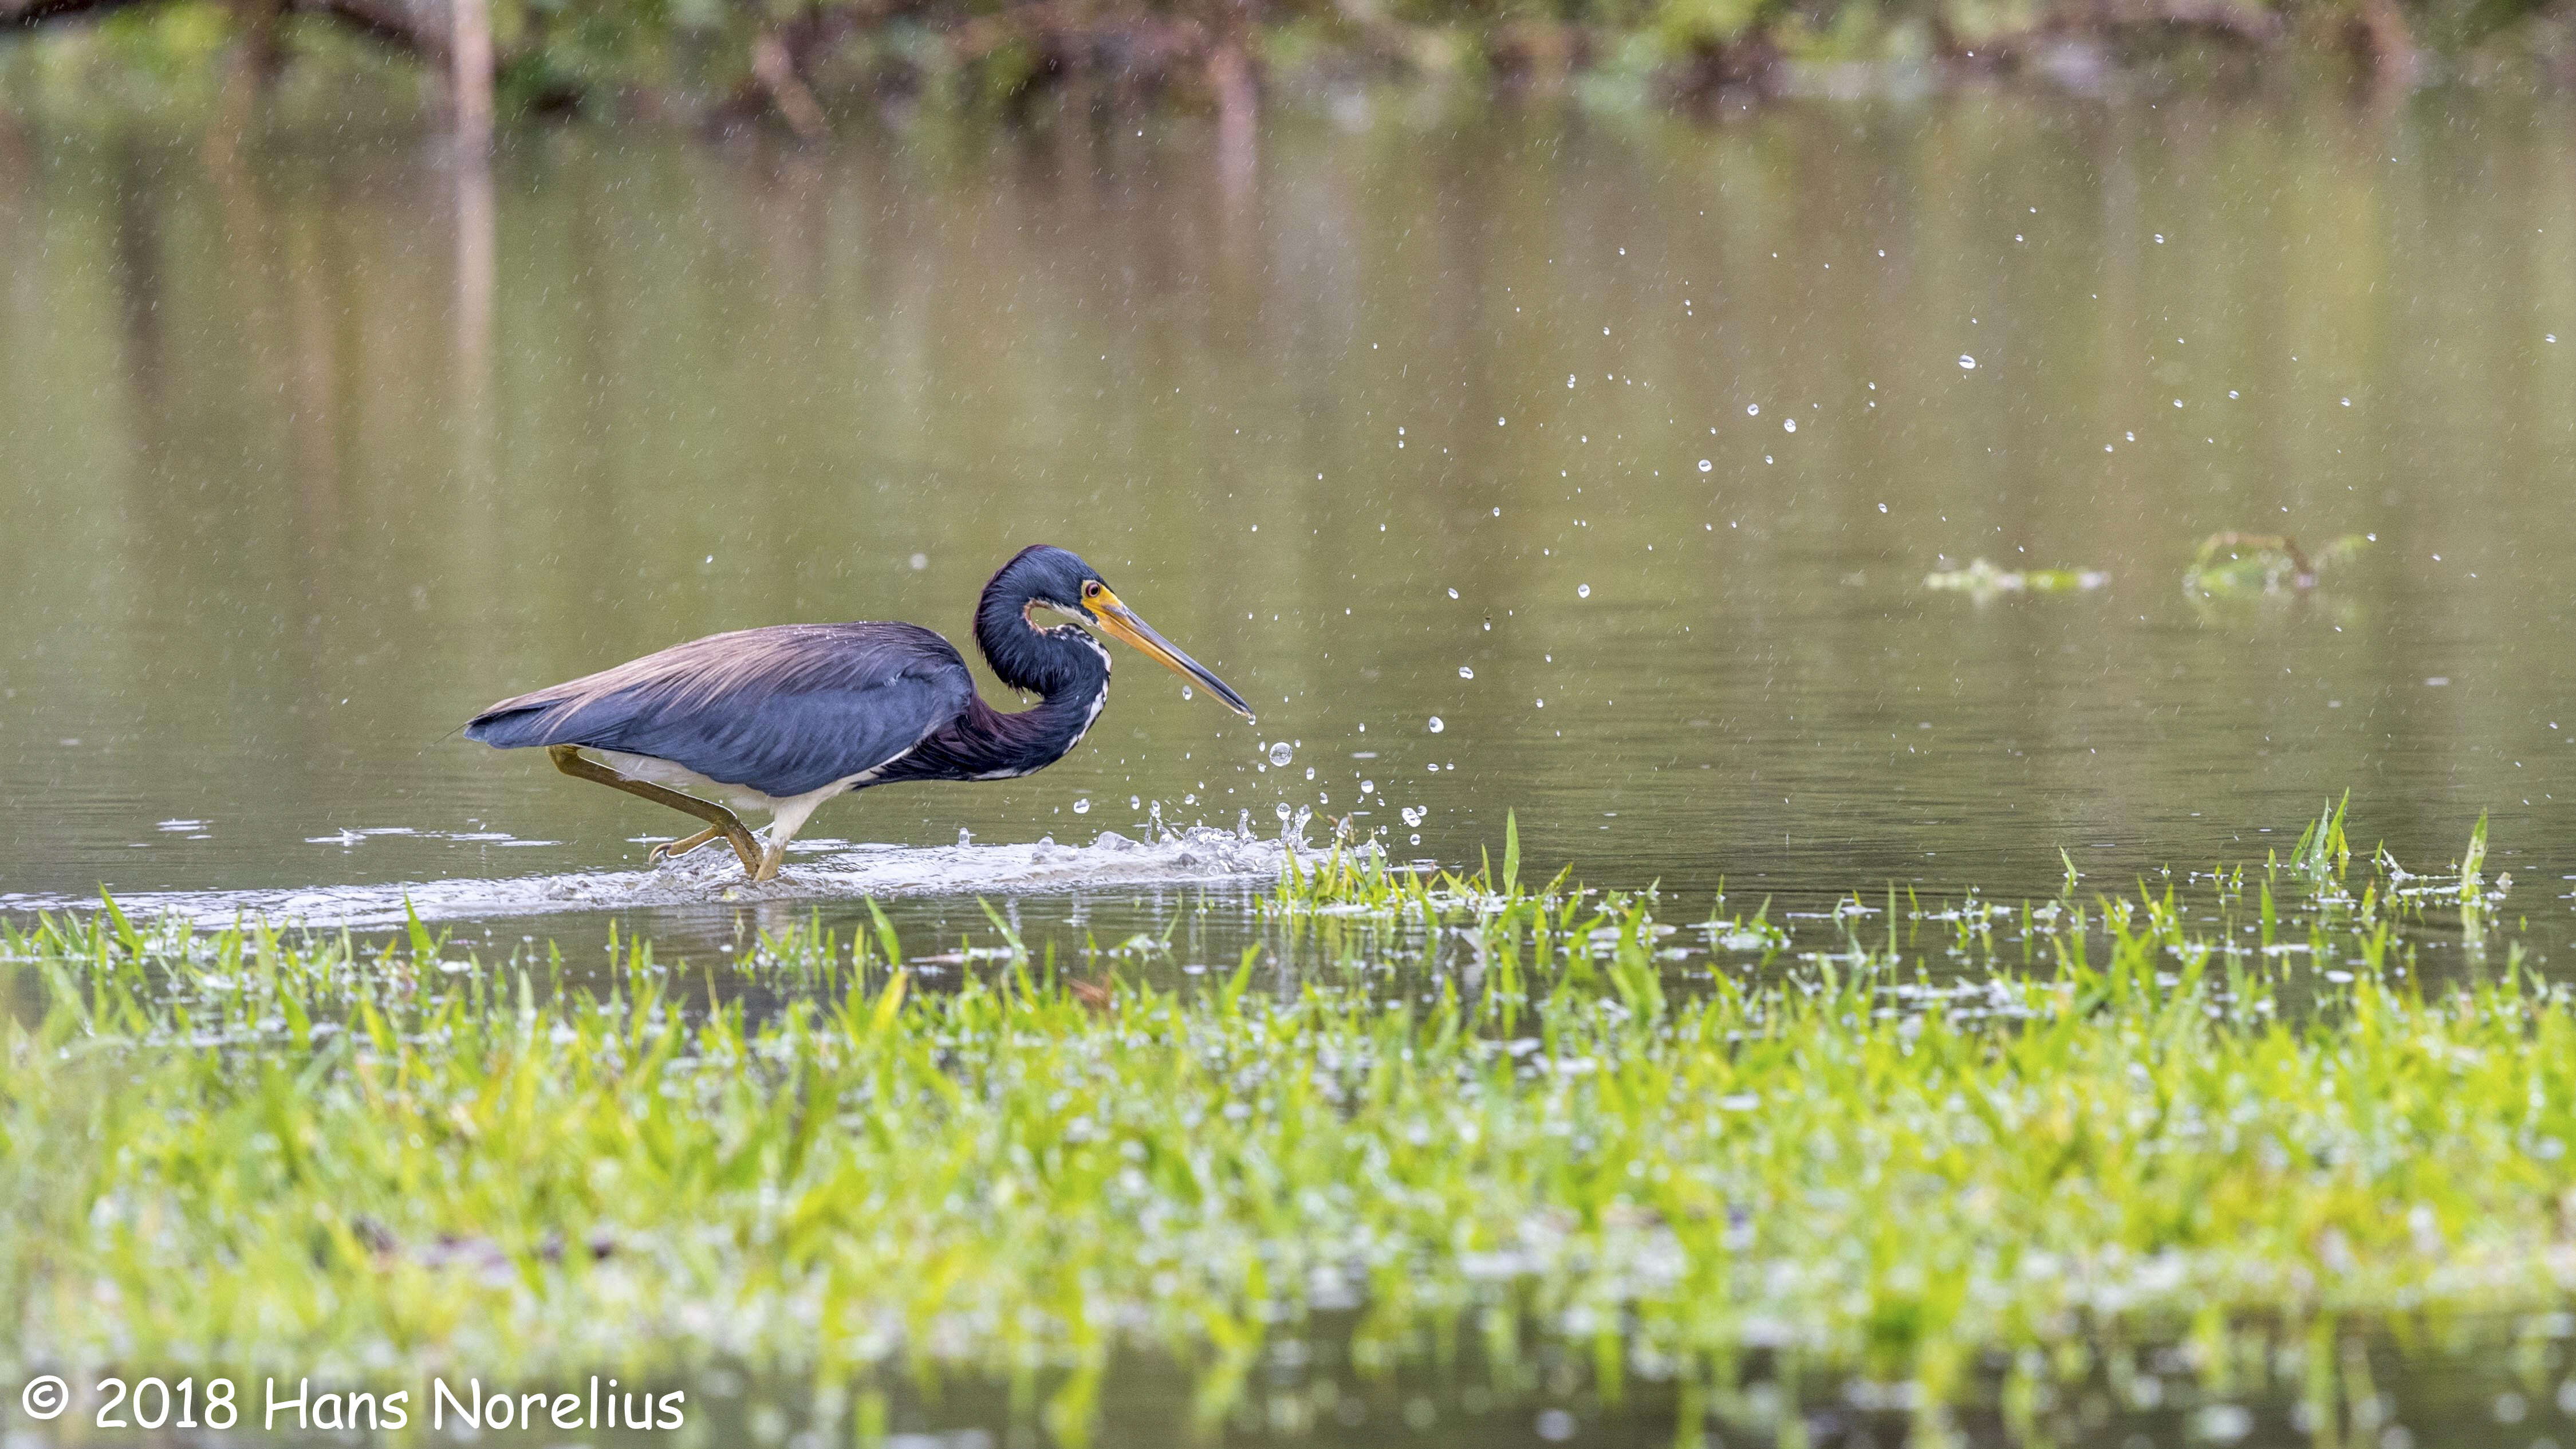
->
left=750, top=838, right=787, bottom=884
left=679, top=822, right=763, bottom=876
left=650, top=825, right=724, bottom=864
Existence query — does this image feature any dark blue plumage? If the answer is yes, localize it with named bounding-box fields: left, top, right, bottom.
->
left=465, top=623, right=974, bottom=799
left=464, top=544, right=1254, bottom=882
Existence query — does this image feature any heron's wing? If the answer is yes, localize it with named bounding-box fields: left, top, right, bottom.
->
left=464, top=623, right=975, bottom=799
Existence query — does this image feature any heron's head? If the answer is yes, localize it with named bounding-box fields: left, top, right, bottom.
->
left=992, top=545, right=1257, bottom=720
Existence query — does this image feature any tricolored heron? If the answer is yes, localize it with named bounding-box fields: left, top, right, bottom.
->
left=464, top=545, right=1255, bottom=881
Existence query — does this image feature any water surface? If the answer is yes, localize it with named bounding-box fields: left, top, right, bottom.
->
left=3, top=90, right=2574, bottom=952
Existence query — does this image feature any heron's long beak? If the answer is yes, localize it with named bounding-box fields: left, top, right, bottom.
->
left=1088, top=589, right=1256, bottom=720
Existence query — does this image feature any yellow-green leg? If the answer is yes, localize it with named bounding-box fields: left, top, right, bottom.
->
left=650, top=825, right=726, bottom=864
left=548, top=745, right=762, bottom=877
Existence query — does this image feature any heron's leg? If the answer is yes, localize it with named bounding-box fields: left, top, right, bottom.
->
left=649, top=825, right=724, bottom=864
left=548, top=745, right=763, bottom=876
left=750, top=795, right=831, bottom=884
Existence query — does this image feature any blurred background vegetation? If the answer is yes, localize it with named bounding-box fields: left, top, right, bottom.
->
left=3, top=0, right=2573, bottom=137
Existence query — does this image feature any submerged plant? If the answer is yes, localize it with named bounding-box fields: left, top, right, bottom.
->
left=1923, top=558, right=2110, bottom=601
left=2183, top=531, right=2372, bottom=599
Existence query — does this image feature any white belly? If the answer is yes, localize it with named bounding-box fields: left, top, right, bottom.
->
left=598, top=750, right=783, bottom=813
left=593, top=747, right=908, bottom=851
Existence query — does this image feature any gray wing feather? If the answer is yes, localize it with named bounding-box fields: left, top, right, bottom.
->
left=464, top=623, right=975, bottom=799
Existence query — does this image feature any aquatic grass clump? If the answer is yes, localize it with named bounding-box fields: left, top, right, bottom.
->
left=3, top=817, right=2574, bottom=1444
left=1267, top=812, right=1575, bottom=921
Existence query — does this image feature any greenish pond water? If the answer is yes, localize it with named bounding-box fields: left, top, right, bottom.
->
left=5, top=91, right=2576, bottom=962
left=6, top=87, right=2576, bottom=1447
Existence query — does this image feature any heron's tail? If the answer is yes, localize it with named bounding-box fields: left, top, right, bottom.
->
left=462, top=702, right=565, bottom=749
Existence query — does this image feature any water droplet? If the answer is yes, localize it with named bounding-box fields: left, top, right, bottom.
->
left=1535, top=699, right=1545, bottom=708
left=1409, top=833, right=1422, bottom=845
left=1304, top=766, right=1315, bottom=781
left=1181, top=684, right=1194, bottom=700
left=1782, top=419, right=1797, bottom=433
left=1427, top=716, right=1445, bottom=734
left=1130, top=796, right=1142, bottom=810
left=1401, top=807, right=1425, bottom=826
left=1577, top=584, right=1592, bottom=598
left=1360, top=779, right=1375, bottom=794
left=1459, top=666, right=1475, bottom=680
left=1447, top=588, right=1459, bottom=599
left=1269, top=742, right=1294, bottom=766
left=1746, top=403, right=1760, bottom=416
left=908, top=553, right=928, bottom=570
left=1073, top=798, right=1091, bottom=814
left=1958, top=355, right=1977, bottom=369
left=1697, top=459, right=1712, bottom=472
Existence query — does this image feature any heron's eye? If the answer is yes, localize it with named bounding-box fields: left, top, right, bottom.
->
left=1082, top=581, right=1102, bottom=599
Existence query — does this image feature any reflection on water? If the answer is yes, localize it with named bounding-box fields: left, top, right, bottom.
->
left=4, top=93, right=2576, bottom=952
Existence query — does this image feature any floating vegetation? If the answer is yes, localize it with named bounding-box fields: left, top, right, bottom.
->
left=2183, top=531, right=2373, bottom=599
left=1, top=809, right=2563, bottom=1446
left=1923, top=558, right=2110, bottom=600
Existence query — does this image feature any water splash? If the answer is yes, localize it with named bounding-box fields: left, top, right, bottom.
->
left=0, top=828, right=1318, bottom=929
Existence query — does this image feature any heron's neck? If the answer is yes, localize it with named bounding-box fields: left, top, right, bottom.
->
left=974, top=592, right=1109, bottom=698
left=896, top=609, right=1108, bottom=783
left=899, top=590, right=1099, bottom=772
